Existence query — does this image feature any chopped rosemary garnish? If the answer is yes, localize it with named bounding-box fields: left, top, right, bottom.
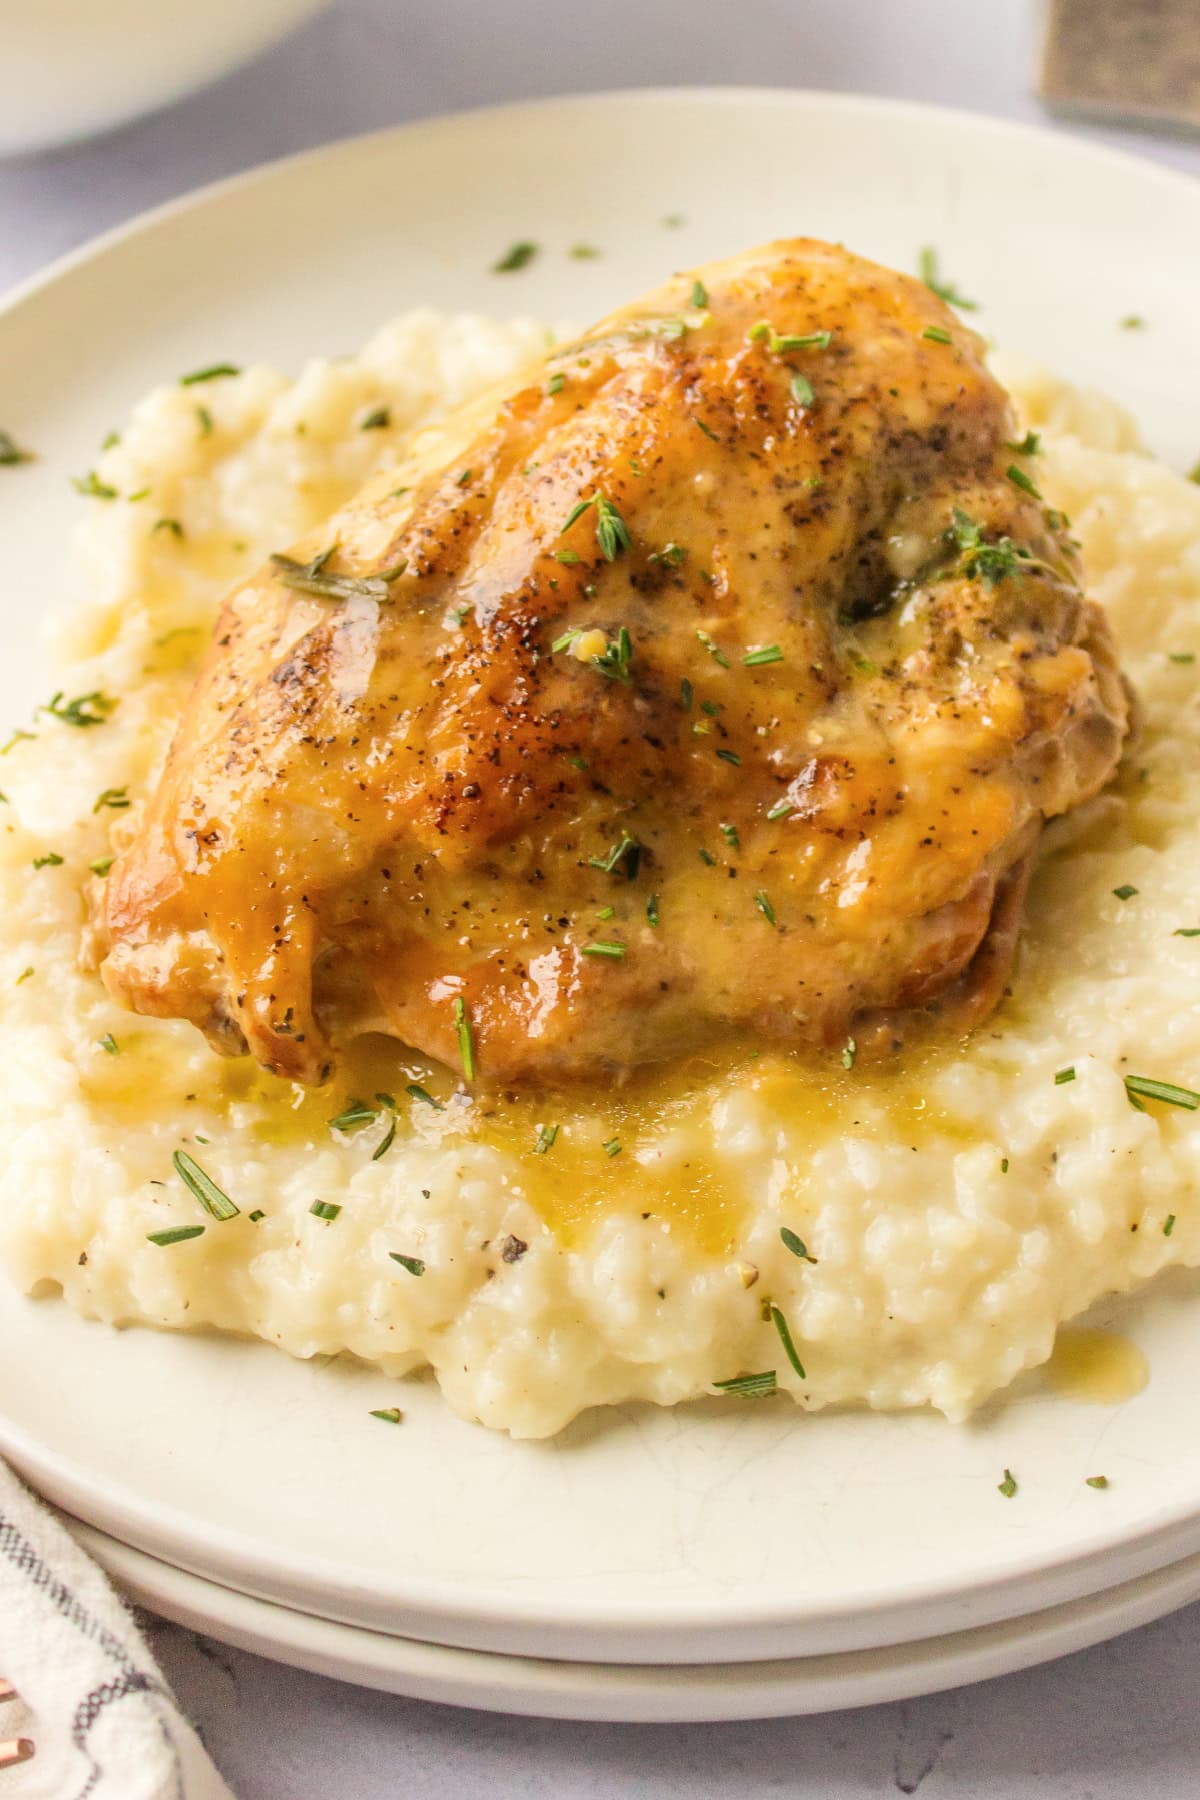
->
left=1120, top=314, right=1145, bottom=329
left=534, top=1123, right=559, bottom=1155
left=147, top=1225, right=206, bottom=1247
left=921, top=325, right=953, bottom=345
left=769, top=1304, right=806, bottom=1379
left=172, top=1149, right=239, bottom=1220
left=593, top=627, right=634, bottom=684
left=694, top=417, right=720, bottom=443
left=1112, top=884, right=1139, bottom=901
left=72, top=471, right=118, bottom=500
left=0, top=430, right=33, bottom=466
left=780, top=1227, right=816, bottom=1263
left=248, top=1209, right=265, bottom=1222
left=582, top=940, right=627, bottom=959
left=1006, top=463, right=1042, bottom=499
left=492, top=241, right=538, bottom=273
left=719, top=822, right=740, bottom=850
left=1000, top=1157, right=1010, bottom=1174
left=744, top=644, right=783, bottom=666
left=998, top=1468, right=1018, bottom=1498
left=455, top=468, right=473, bottom=487
left=310, top=1200, right=342, bottom=1221
left=917, top=247, right=977, bottom=310
left=747, top=322, right=832, bottom=352
left=195, top=405, right=214, bottom=436
left=360, top=406, right=390, bottom=430
left=648, top=541, right=686, bottom=567
left=329, top=1101, right=378, bottom=1131
left=370, top=1407, right=403, bottom=1424
left=1164, top=1214, right=1177, bottom=1236
left=270, top=552, right=395, bottom=603
left=372, top=1116, right=397, bottom=1162
left=453, top=994, right=476, bottom=1080
left=93, top=787, right=129, bottom=813
left=950, top=509, right=1037, bottom=587
left=180, top=363, right=241, bottom=385
left=790, top=371, right=814, bottom=407
left=841, top=1038, right=857, bottom=1071
left=547, top=372, right=566, bottom=396
left=680, top=677, right=694, bottom=712
left=712, top=1370, right=778, bottom=1398
left=569, top=243, right=601, bottom=259
left=405, top=1083, right=442, bottom=1110
left=97, top=1033, right=119, bottom=1055
left=126, top=487, right=150, bottom=503
left=152, top=517, right=184, bottom=539
left=646, top=893, right=660, bottom=927
left=1169, top=652, right=1195, bottom=664
left=715, top=748, right=741, bottom=766
left=691, top=278, right=708, bottom=307
left=41, top=690, right=117, bottom=728
left=1054, top=1066, right=1076, bottom=1085
left=602, top=1138, right=622, bottom=1157
left=32, top=853, right=63, bottom=869
left=766, top=799, right=793, bottom=821
left=1006, top=430, right=1040, bottom=456
left=560, top=491, right=631, bottom=562
left=754, top=889, right=777, bottom=927
left=698, top=848, right=716, bottom=867
left=696, top=629, right=729, bottom=668
left=390, top=1252, right=426, bottom=1276
left=1124, top=1074, right=1200, bottom=1110
left=89, top=856, right=115, bottom=877
left=589, top=831, right=642, bottom=879
left=1173, top=928, right=1200, bottom=937
left=1085, top=1474, right=1110, bottom=1489
left=15, top=967, right=33, bottom=985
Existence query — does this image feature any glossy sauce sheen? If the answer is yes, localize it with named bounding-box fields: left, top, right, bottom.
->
left=97, top=240, right=1130, bottom=1089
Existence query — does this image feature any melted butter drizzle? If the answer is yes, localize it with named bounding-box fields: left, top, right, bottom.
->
left=1045, top=1327, right=1149, bottom=1405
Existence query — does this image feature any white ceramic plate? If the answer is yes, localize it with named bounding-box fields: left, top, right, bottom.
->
left=2, top=90, right=1199, bottom=1667
left=68, top=1514, right=1200, bottom=1722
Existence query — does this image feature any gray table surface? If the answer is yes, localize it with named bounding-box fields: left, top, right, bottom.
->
left=4, top=3, right=1200, bottom=1795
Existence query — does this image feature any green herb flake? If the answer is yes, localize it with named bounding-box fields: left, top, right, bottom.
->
left=918, top=247, right=978, bottom=310
left=453, top=994, right=477, bottom=1081
left=151, top=518, right=184, bottom=541
left=1164, top=1214, right=1177, bottom=1237
left=547, top=372, right=566, bottom=397
left=1124, top=1074, right=1200, bottom=1111
left=769, top=1304, right=806, bottom=1379
left=405, top=1083, right=442, bottom=1110
left=534, top=1123, right=559, bottom=1155
left=360, top=406, right=390, bottom=431
left=921, top=325, right=954, bottom=345
left=1054, top=1066, right=1076, bottom=1086
left=592, top=626, right=634, bottom=684
left=1169, top=652, right=1196, bottom=665
left=370, top=1407, right=403, bottom=1424
left=998, top=1468, right=1018, bottom=1498
left=754, top=889, right=777, bottom=926
left=97, top=1033, right=119, bottom=1056
left=248, top=1209, right=265, bottom=1223
left=180, top=363, right=241, bottom=386
left=719, top=821, right=740, bottom=850
left=32, top=853, right=63, bottom=869
left=662, top=214, right=686, bottom=229
left=1174, top=928, right=1200, bottom=937
left=766, top=799, right=793, bottom=821
left=195, top=405, right=214, bottom=437
left=172, top=1149, right=239, bottom=1220
left=147, top=1225, right=206, bottom=1247
left=492, top=241, right=538, bottom=273
left=646, top=893, right=660, bottom=927
left=89, top=856, right=115, bottom=877
left=390, top=1252, right=426, bottom=1276
left=93, top=786, right=129, bottom=813
left=589, top=830, right=641, bottom=879
left=1006, top=463, right=1043, bottom=500
left=15, top=967, right=33, bottom=985
left=1112, top=884, right=1139, bottom=901
left=42, top=690, right=117, bottom=728
left=328, top=1100, right=378, bottom=1132
left=1001, top=1157, right=1010, bottom=1174
left=310, top=1199, right=342, bottom=1221
left=1120, top=315, right=1146, bottom=330
left=126, top=487, right=150, bottom=504
left=690, top=278, right=708, bottom=308
left=582, top=940, right=627, bottom=959
left=1086, top=1474, right=1110, bottom=1488
left=371, top=1117, right=397, bottom=1162
left=694, top=417, right=720, bottom=444
left=780, top=1226, right=817, bottom=1263
left=712, top=1370, right=777, bottom=1398
left=696, top=629, right=730, bottom=668
left=72, top=471, right=118, bottom=500
left=841, top=1037, right=857, bottom=1071
left=560, top=490, right=631, bottom=563
left=602, top=1137, right=622, bottom=1158
left=744, top=644, right=784, bottom=666
left=790, top=371, right=815, bottom=407
left=270, top=552, right=394, bottom=605
left=0, top=430, right=34, bottom=466
left=569, top=243, right=601, bottom=260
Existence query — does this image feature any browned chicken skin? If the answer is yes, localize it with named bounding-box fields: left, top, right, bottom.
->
left=97, top=239, right=1131, bottom=1086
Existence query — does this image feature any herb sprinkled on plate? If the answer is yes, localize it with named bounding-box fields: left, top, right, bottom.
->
left=492, top=241, right=538, bottom=274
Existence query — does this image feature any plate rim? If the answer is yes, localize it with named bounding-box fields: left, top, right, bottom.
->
left=3, top=83, right=1200, bottom=1662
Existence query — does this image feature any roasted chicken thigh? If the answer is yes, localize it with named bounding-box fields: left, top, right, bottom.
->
left=97, top=239, right=1131, bottom=1085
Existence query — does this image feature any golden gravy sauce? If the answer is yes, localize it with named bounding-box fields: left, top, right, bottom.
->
left=1045, top=1327, right=1149, bottom=1405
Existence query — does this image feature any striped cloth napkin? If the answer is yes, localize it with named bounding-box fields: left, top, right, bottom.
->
left=0, top=1460, right=233, bottom=1799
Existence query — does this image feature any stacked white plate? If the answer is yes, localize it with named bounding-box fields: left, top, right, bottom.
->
left=2, top=90, right=1199, bottom=1721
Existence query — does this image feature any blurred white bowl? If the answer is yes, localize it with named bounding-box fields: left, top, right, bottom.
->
left=0, top=0, right=328, bottom=157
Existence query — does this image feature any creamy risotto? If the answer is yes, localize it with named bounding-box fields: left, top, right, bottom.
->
left=1, top=315, right=1199, bottom=1438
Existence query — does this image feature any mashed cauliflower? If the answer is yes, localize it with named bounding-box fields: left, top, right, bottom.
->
left=1, top=316, right=1199, bottom=1437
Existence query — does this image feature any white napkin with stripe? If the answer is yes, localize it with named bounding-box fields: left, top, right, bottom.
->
left=0, top=1460, right=234, bottom=1799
